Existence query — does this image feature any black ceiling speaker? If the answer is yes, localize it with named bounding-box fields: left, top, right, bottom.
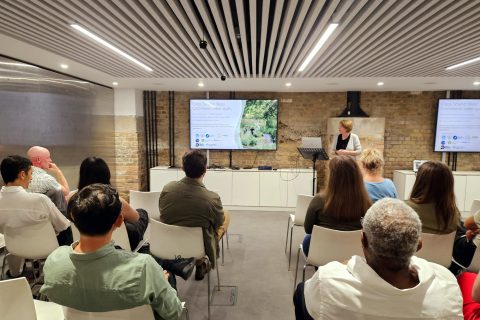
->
left=199, top=39, right=207, bottom=49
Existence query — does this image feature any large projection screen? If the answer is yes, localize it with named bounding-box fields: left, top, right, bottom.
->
left=434, top=99, right=480, bottom=152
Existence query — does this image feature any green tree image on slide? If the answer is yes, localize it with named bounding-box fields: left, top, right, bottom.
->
left=240, top=100, right=278, bottom=149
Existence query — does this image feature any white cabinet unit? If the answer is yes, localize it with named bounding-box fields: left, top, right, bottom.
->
left=393, top=170, right=480, bottom=212
left=150, top=167, right=316, bottom=210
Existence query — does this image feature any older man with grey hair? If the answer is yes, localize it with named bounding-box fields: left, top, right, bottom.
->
left=294, top=198, right=463, bottom=320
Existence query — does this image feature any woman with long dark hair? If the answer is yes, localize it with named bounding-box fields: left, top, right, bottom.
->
left=303, top=156, right=372, bottom=255
left=71, top=157, right=148, bottom=251
left=406, top=161, right=459, bottom=234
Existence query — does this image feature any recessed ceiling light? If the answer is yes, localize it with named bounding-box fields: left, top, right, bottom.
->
left=327, top=82, right=339, bottom=85
left=285, top=82, right=292, bottom=87
left=0, top=61, right=38, bottom=68
left=377, top=82, right=384, bottom=86
left=60, top=64, right=69, bottom=69
left=474, top=81, right=480, bottom=86
left=424, top=82, right=436, bottom=85
left=198, top=82, right=204, bottom=87
left=70, top=24, right=153, bottom=72
left=446, top=56, right=480, bottom=70
left=112, top=82, right=118, bottom=86
left=298, top=23, right=338, bottom=72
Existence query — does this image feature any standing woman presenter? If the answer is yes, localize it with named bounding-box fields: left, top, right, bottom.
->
left=331, top=119, right=362, bottom=158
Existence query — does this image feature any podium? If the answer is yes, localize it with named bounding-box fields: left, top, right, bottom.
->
left=297, top=147, right=329, bottom=195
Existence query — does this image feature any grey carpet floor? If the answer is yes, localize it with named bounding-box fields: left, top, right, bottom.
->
left=176, top=210, right=315, bottom=320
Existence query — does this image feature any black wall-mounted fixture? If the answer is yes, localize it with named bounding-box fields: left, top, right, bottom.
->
left=338, top=91, right=369, bottom=117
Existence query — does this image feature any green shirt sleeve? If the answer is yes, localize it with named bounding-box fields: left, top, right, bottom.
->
left=143, top=256, right=183, bottom=320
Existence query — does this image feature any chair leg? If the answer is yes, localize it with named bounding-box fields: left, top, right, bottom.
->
left=0, top=250, right=7, bottom=280
left=294, top=246, right=301, bottom=293
left=184, top=306, right=189, bottom=320
left=302, top=264, right=308, bottom=283
left=285, top=216, right=291, bottom=253
left=221, top=236, right=224, bottom=266
left=226, top=230, right=229, bottom=249
left=216, top=262, right=221, bottom=290
left=207, top=266, right=211, bottom=320
left=288, top=225, right=294, bottom=270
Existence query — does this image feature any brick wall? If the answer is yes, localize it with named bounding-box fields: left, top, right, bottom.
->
left=113, top=116, right=146, bottom=199
left=154, top=90, right=480, bottom=189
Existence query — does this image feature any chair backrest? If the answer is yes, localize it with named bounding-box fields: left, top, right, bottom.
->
left=63, top=305, right=154, bottom=320
left=0, top=232, right=5, bottom=250
left=129, top=191, right=161, bottom=221
left=0, top=277, right=38, bottom=320
left=71, top=223, right=131, bottom=252
left=4, top=219, right=59, bottom=259
left=307, top=225, right=363, bottom=266
left=471, top=199, right=480, bottom=215
left=415, top=231, right=456, bottom=267
left=149, top=219, right=205, bottom=260
left=294, top=194, right=314, bottom=226
left=467, top=246, right=480, bottom=272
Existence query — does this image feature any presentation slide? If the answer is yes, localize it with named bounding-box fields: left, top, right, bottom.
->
left=190, top=99, right=278, bottom=150
left=434, top=99, right=480, bottom=152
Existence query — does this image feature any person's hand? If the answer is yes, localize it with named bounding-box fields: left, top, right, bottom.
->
left=336, top=149, right=346, bottom=155
left=46, top=162, right=61, bottom=174
left=466, top=229, right=479, bottom=241
left=163, top=270, right=170, bottom=281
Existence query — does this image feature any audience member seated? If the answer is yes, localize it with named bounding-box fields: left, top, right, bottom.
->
left=40, top=184, right=183, bottom=320
left=160, top=150, right=230, bottom=280
left=27, top=146, right=70, bottom=197
left=456, top=209, right=480, bottom=272
left=359, top=148, right=397, bottom=203
left=69, top=157, right=148, bottom=251
left=405, top=161, right=468, bottom=273
left=0, top=155, right=72, bottom=277
left=302, top=155, right=371, bottom=255
left=294, top=198, right=463, bottom=320
left=458, top=271, right=480, bottom=319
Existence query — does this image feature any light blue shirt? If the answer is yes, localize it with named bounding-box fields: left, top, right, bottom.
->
left=364, top=179, right=397, bottom=203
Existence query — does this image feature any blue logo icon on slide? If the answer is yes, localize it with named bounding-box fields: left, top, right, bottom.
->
left=441, top=141, right=445, bottom=144
left=206, top=134, right=210, bottom=138
left=196, top=139, right=199, bottom=142
left=196, top=143, right=199, bottom=147
left=196, top=134, right=199, bottom=138
left=453, top=136, right=458, bottom=140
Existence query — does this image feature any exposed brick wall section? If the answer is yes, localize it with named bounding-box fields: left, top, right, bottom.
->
left=113, top=116, right=146, bottom=199
left=155, top=90, right=480, bottom=189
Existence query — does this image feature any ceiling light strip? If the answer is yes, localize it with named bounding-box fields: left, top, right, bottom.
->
left=446, top=56, right=480, bottom=70
left=298, top=23, right=338, bottom=72
left=70, top=24, right=153, bottom=72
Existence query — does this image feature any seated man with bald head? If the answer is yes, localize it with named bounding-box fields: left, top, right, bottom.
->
left=27, top=146, right=69, bottom=197
left=294, top=198, right=463, bottom=320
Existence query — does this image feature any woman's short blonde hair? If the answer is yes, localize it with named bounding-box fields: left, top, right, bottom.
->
left=339, top=119, right=353, bottom=132
left=359, top=148, right=384, bottom=173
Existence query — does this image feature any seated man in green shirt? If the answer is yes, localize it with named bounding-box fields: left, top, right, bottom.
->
left=160, top=150, right=230, bottom=280
left=40, top=183, right=183, bottom=320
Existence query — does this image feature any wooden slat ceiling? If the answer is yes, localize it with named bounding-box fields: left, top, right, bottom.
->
left=0, top=0, right=479, bottom=79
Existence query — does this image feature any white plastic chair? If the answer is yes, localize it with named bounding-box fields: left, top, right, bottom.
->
left=285, top=195, right=314, bottom=270
left=467, top=248, right=480, bottom=272
left=149, top=219, right=216, bottom=320
left=415, top=231, right=456, bottom=267
left=129, top=190, right=161, bottom=241
left=129, top=191, right=161, bottom=220
left=470, top=199, right=480, bottom=215
left=0, top=277, right=63, bottom=320
left=3, top=219, right=59, bottom=282
left=63, top=305, right=154, bottom=320
left=0, top=232, right=5, bottom=278
left=70, top=223, right=141, bottom=252
left=63, top=302, right=188, bottom=320
left=294, top=225, right=363, bottom=291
